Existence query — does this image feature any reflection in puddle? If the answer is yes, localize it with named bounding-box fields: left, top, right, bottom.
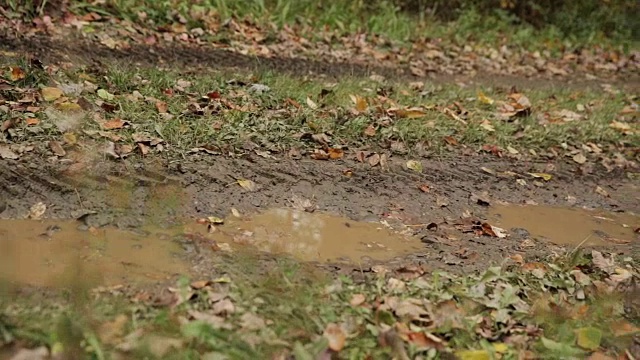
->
left=216, top=208, right=422, bottom=262
left=0, top=220, right=187, bottom=287
left=489, top=205, right=639, bottom=246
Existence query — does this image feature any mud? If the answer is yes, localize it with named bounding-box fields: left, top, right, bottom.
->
left=213, top=208, right=422, bottom=262
left=0, top=219, right=187, bottom=287
left=1, top=31, right=638, bottom=92
left=489, top=204, right=639, bottom=247
left=1, top=152, right=638, bottom=279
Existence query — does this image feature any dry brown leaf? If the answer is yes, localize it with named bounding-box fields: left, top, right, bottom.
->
left=363, top=124, right=376, bottom=137
left=102, top=118, right=127, bottom=130
left=49, top=141, right=66, bottom=157
left=311, top=149, right=329, bottom=160
left=368, top=153, right=381, bottom=167
left=595, top=186, right=609, bottom=197
left=323, top=323, right=346, bottom=352
left=573, top=153, right=587, bottom=164
left=350, top=294, right=366, bottom=306
left=10, top=66, right=26, bottom=81
left=155, top=101, right=168, bottom=113
left=26, top=118, right=40, bottom=126
left=328, top=148, right=344, bottom=160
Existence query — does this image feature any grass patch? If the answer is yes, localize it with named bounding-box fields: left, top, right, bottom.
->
left=5, top=0, right=638, bottom=49
left=2, top=250, right=638, bottom=358
left=3, top=59, right=634, bottom=164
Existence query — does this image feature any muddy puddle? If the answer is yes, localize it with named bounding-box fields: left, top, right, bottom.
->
left=0, top=220, right=187, bottom=287
left=211, top=208, right=422, bottom=262
left=0, top=209, right=422, bottom=287
left=489, top=205, right=639, bottom=246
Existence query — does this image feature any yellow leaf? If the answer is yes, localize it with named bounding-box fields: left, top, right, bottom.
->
left=56, top=102, right=82, bottom=112
left=406, top=160, right=423, bottom=173
left=237, top=179, right=257, bottom=191
left=397, top=107, right=426, bottom=119
left=575, top=327, right=602, bottom=351
left=207, top=216, right=224, bottom=224
left=41, top=87, right=63, bottom=101
left=455, top=349, right=490, bottom=360
left=528, top=172, right=552, bottom=181
left=477, top=91, right=494, bottom=105
left=492, top=343, right=508, bottom=353
left=350, top=94, right=368, bottom=112
left=63, top=132, right=77, bottom=145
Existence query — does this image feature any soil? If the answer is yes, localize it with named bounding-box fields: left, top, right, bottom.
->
left=1, top=31, right=639, bottom=92
left=1, top=30, right=639, bottom=290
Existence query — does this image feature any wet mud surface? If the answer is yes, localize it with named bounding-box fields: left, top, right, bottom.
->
left=1, top=29, right=639, bottom=291
left=1, top=152, right=638, bottom=288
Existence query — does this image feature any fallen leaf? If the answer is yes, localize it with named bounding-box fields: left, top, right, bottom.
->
left=155, top=101, right=168, bottom=113
left=528, top=172, right=553, bottom=181
left=481, top=223, right=507, bottom=238
left=41, top=87, right=63, bottom=101
left=311, top=149, right=329, bottom=160
left=573, top=153, right=587, bottom=164
left=350, top=94, right=368, bottom=112
left=368, top=153, right=381, bottom=167
left=477, top=91, right=494, bottom=105
left=237, top=179, right=256, bottom=191
left=306, top=96, right=318, bottom=109
left=97, top=88, right=115, bottom=101
left=328, top=148, right=344, bottom=160
left=595, top=186, right=609, bottom=197
left=480, top=119, right=495, bottom=132
left=25, top=118, right=40, bottom=126
left=363, top=124, right=376, bottom=137
left=455, top=349, right=491, bottom=360
left=396, top=107, right=427, bottom=118
left=609, top=120, right=633, bottom=134
left=63, top=132, right=77, bottom=145
left=49, top=141, right=66, bottom=156
left=406, top=160, right=422, bottom=173
left=575, top=327, right=601, bottom=351
left=551, top=109, right=583, bottom=122
left=350, top=294, right=366, bottom=306
left=10, top=66, right=26, bottom=81
left=418, top=184, right=430, bottom=193
left=102, top=118, right=127, bottom=130
left=443, top=136, right=458, bottom=146
left=323, top=323, right=346, bottom=352
left=0, top=145, right=19, bottom=159
left=29, top=202, right=46, bottom=219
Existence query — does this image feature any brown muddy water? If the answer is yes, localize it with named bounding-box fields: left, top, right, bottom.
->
left=0, top=209, right=421, bottom=287
left=0, top=220, right=188, bottom=287
left=489, top=205, right=639, bottom=246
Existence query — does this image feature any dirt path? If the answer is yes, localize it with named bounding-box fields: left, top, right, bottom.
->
left=2, top=150, right=638, bottom=274
left=1, top=26, right=639, bottom=275
left=2, top=31, right=639, bottom=93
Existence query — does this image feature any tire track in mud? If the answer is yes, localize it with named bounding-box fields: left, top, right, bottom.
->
left=2, top=31, right=637, bottom=91
left=1, top=153, right=638, bottom=272
left=0, top=32, right=398, bottom=80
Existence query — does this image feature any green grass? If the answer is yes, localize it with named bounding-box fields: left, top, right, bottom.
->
left=5, top=0, right=638, bottom=50
left=2, top=251, right=638, bottom=358
left=1, top=54, right=637, bottom=163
